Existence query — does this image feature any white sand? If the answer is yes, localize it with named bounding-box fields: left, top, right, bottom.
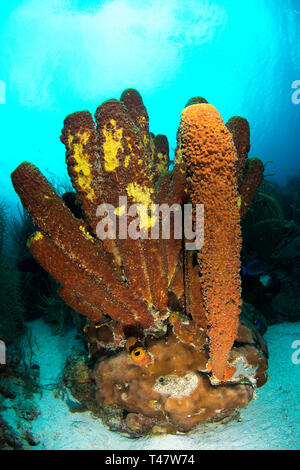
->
left=3, top=319, right=300, bottom=450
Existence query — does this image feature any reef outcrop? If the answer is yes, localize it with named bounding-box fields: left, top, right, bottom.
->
left=11, top=89, right=268, bottom=435
left=94, top=322, right=267, bottom=433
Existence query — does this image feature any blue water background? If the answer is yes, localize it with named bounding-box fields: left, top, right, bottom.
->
left=0, top=0, right=300, bottom=213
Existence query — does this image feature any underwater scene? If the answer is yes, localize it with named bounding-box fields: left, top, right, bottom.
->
left=0, top=0, right=300, bottom=453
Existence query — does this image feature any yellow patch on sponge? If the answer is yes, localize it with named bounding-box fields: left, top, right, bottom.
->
left=124, top=155, right=130, bottom=168
left=102, top=119, right=123, bottom=172
left=27, top=231, right=43, bottom=247
left=156, top=152, right=168, bottom=174
left=126, top=182, right=153, bottom=206
left=175, top=144, right=183, bottom=164
left=68, top=131, right=95, bottom=201
left=150, top=135, right=156, bottom=160
left=126, top=182, right=156, bottom=231
left=33, top=231, right=43, bottom=241
left=79, top=225, right=94, bottom=242
left=143, top=134, right=149, bottom=147
left=115, top=205, right=126, bottom=216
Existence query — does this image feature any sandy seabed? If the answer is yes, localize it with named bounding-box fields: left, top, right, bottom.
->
left=2, top=318, right=300, bottom=450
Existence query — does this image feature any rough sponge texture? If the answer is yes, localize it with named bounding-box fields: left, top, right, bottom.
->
left=179, top=104, right=242, bottom=382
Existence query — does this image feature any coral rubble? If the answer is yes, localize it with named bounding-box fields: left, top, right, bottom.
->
left=11, top=89, right=268, bottom=435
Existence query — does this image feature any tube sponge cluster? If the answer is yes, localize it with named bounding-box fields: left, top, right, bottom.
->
left=11, top=89, right=268, bottom=434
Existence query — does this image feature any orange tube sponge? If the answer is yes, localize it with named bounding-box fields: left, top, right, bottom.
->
left=179, top=104, right=242, bottom=382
